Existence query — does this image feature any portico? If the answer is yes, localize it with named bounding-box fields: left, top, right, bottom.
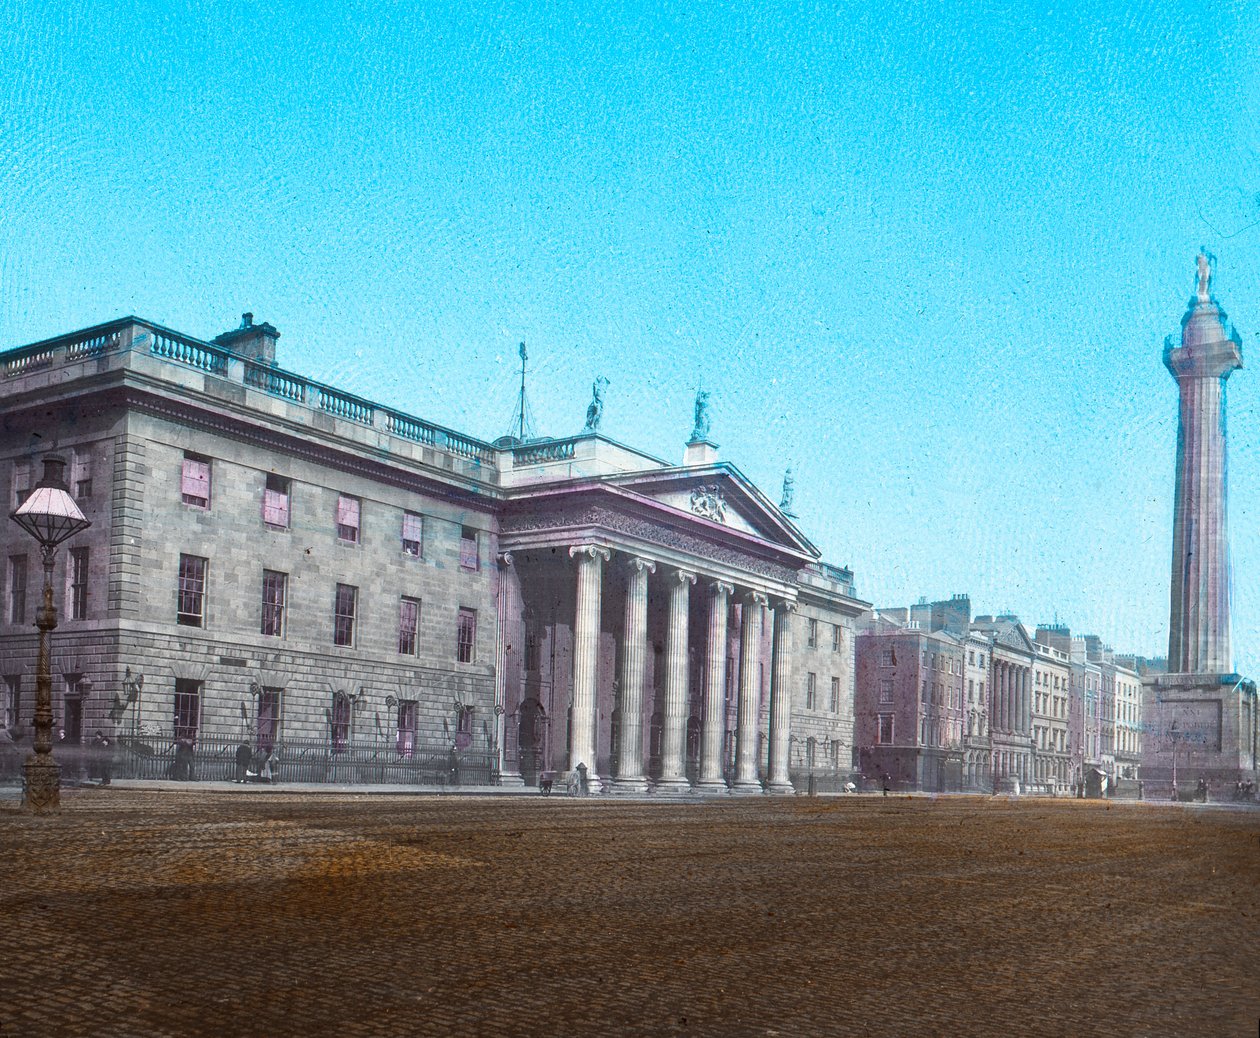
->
left=494, top=458, right=819, bottom=794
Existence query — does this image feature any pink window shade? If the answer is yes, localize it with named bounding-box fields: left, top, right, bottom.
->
left=182, top=459, right=209, bottom=500
left=263, top=488, right=289, bottom=527
left=402, top=512, right=422, bottom=543
left=336, top=495, right=360, bottom=527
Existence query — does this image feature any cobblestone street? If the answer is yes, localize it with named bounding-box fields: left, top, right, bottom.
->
left=1, top=789, right=1256, bottom=1037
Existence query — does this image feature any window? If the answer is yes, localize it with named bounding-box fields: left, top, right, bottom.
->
left=331, top=693, right=351, bottom=752
left=398, top=597, right=420, bottom=655
left=806, top=737, right=817, bottom=770
left=921, top=679, right=928, bottom=703
left=12, top=459, right=30, bottom=508
left=969, top=650, right=975, bottom=665
left=979, top=681, right=985, bottom=700
left=69, top=547, right=88, bottom=620
left=880, top=649, right=894, bottom=667
left=8, top=555, right=27, bottom=624
left=257, top=688, right=280, bottom=752
left=261, top=570, right=287, bottom=637
left=402, top=512, right=423, bottom=557
left=878, top=679, right=893, bottom=705
left=978, top=654, right=985, bottom=667
left=832, top=624, right=841, bottom=653
left=806, top=672, right=817, bottom=710
left=336, top=495, right=360, bottom=543
left=173, top=679, right=201, bottom=743
left=334, top=584, right=358, bottom=647
left=263, top=473, right=290, bottom=528
left=181, top=453, right=210, bottom=508
left=830, top=676, right=840, bottom=712
left=456, top=608, right=476, bottom=663
left=807, top=618, right=818, bottom=648
left=397, top=699, right=417, bottom=758
left=177, top=554, right=207, bottom=627
left=4, top=675, right=20, bottom=729
left=459, top=526, right=479, bottom=570
left=878, top=713, right=894, bottom=745
left=968, top=678, right=974, bottom=702
left=72, top=450, right=92, bottom=500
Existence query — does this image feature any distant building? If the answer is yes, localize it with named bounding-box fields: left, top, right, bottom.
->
left=855, top=624, right=965, bottom=791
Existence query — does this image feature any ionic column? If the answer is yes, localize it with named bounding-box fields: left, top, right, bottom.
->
left=569, top=544, right=610, bottom=792
left=1021, top=667, right=1030, bottom=735
left=495, top=552, right=525, bottom=786
left=733, top=591, right=768, bottom=793
left=766, top=600, right=797, bottom=794
left=613, top=556, right=654, bottom=794
left=657, top=567, right=695, bottom=794
left=696, top=580, right=733, bottom=792
left=997, top=664, right=1006, bottom=731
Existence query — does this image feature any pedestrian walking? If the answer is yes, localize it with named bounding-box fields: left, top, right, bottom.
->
left=882, top=773, right=890, bottom=797
left=92, top=730, right=112, bottom=786
left=235, top=741, right=252, bottom=783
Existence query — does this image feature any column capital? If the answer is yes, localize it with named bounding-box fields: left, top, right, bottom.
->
left=670, top=566, right=697, bottom=586
left=772, top=598, right=798, bottom=614
left=743, top=590, right=769, bottom=609
left=569, top=544, right=611, bottom=563
left=709, top=580, right=734, bottom=597
left=496, top=551, right=515, bottom=568
left=627, top=556, right=657, bottom=576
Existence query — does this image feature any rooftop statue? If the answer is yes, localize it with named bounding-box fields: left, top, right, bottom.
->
left=780, top=467, right=797, bottom=517
left=584, top=376, right=609, bottom=432
left=690, top=388, right=711, bottom=443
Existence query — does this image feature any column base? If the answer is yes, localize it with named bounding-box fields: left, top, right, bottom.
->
left=563, top=770, right=603, bottom=796
left=653, top=777, right=692, bottom=795
left=497, top=772, right=527, bottom=788
left=765, top=780, right=796, bottom=796
left=608, top=777, right=651, bottom=795
left=730, top=779, right=764, bottom=796
left=23, top=755, right=61, bottom=815
left=691, top=779, right=729, bottom=795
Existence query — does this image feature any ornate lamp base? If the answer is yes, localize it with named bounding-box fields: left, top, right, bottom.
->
left=22, top=755, right=61, bottom=815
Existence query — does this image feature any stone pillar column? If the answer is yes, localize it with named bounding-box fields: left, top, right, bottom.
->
left=569, top=544, right=610, bottom=793
left=1022, top=668, right=1031, bottom=735
left=766, top=600, right=797, bottom=794
left=733, top=591, right=768, bottom=793
left=495, top=552, right=525, bottom=786
left=696, top=580, right=733, bottom=792
left=657, top=567, right=696, bottom=794
left=997, top=663, right=1007, bottom=731
left=613, top=556, right=654, bottom=794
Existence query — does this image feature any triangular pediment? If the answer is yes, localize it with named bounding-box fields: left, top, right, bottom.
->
left=600, top=463, right=819, bottom=559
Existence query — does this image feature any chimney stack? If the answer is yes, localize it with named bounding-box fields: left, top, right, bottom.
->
left=213, top=312, right=280, bottom=366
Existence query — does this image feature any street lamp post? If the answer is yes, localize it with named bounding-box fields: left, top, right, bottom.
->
left=10, top=455, right=91, bottom=815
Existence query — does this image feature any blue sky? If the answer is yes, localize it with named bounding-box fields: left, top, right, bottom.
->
left=3, top=1, right=1259, bottom=670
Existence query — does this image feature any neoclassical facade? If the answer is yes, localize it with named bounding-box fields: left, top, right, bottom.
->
left=0, top=314, right=867, bottom=792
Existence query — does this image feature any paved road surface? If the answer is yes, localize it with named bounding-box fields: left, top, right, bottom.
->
left=1, top=789, right=1256, bottom=1036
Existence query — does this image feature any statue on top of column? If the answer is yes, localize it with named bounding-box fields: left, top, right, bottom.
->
left=689, top=388, right=711, bottom=443
left=1196, top=250, right=1213, bottom=303
left=583, top=376, right=609, bottom=432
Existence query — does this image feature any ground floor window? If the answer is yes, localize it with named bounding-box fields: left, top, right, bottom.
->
left=397, top=699, right=417, bottom=758
left=174, top=679, right=201, bottom=743
left=257, top=687, right=281, bottom=752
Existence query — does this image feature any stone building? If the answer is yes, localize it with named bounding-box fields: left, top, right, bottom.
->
left=1030, top=631, right=1072, bottom=791
left=855, top=621, right=965, bottom=791
left=969, top=615, right=1037, bottom=792
left=0, top=314, right=866, bottom=792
